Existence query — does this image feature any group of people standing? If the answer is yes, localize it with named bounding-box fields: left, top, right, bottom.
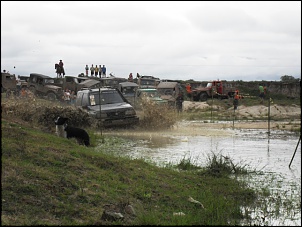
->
left=62, top=88, right=76, bottom=105
left=85, top=64, right=106, bottom=77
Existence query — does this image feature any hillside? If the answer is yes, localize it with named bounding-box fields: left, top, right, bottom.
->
left=1, top=114, right=260, bottom=225
left=1, top=94, right=300, bottom=225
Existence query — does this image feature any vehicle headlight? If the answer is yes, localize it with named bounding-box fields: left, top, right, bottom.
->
left=125, top=109, right=136, bottom=115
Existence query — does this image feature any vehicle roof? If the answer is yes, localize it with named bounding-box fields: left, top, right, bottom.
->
left=65, top=75, right=90, bottom=79
left=137, top=88, right=157, bottom=91
left=30, top=73, right=52, bottom=78
left=157, top=81, right=178, bottom=88
left=119, top=81, right=138, bottom=87
left=78, top=87, right=116, bottom=93
left=100, top=77, right=127, bottom=80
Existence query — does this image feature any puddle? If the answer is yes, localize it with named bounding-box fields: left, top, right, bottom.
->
left=100, top=120, right=301, bottom=225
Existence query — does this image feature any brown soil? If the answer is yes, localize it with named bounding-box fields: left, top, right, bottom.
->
left=182, top=101, right=301, bottom=131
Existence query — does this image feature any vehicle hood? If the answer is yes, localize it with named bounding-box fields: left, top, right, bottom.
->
left=45, top=84, right=62, bottom=90
left=160, top=94, right=176, bottom=102
left=88, top=102, right=134, bottom=112
left=149, top=97, right=168, bottom=103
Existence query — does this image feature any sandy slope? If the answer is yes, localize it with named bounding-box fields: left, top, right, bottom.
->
left=183, top=101, right=301, bottom=119
left=182, top=101, right=301, bottom=131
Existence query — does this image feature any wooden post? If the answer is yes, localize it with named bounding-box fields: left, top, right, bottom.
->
left=268, top=97, right=270, bottom=136
left=98, top=80, right=103, bottom=136
left=289, top=135, right=301, bottom=168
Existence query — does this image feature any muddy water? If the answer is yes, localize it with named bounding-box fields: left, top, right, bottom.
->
left=101, top=120, right=301, bottom=226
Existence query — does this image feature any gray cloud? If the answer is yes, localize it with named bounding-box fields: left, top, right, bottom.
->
left=1, top=1, right=300, bottom=81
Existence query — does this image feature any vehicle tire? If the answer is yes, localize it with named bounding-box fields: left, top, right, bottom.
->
left=47, top=92, right=56, bottom=101
left=199, top=93, right=208, bottom=101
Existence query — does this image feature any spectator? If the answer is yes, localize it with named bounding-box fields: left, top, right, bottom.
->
left=99, top=65, right=102, bottom=77
left=90, top=64, right=95, bottom=77
left=233, top=90, right=240, bottom=110
left=259, top=84, right=264, bottom=104
left=175, top=93, right=184, bottom=113
left=20, top=87, right=28, bottom=98
left=102, top=65, right=106, bottom=77
left=64, top=88, right=71, bottom=104
left=186, top=83, right=192, bottom=100
left=59, top=59, right=65, bottom=76
left=59, top=59, right=64, bottom=68
left=95, top=65, right=99, bottom=78
left=70, top=90, right=76, bottom=105
left=128, top=73, right=133, bottom=81
left=85, top=65, right=89, bottom=76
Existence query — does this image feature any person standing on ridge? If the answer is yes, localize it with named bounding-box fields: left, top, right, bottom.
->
left=95, top=65, right=99, bottom=78
left=58, top=59, right=65, bottom=76
left=128, top=73, right=133, bottom=81
left=85, top=65, right=89, bottom=77
left=90, top=64, right=95, bottom=77
left=99, top=65, right=102, bottom=77
left=102, top=65, right=106, bottom=77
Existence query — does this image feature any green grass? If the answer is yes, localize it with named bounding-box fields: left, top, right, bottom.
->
left=1, top=94, right=300, bottom=225
left=2, top=117, right=259, bottom=225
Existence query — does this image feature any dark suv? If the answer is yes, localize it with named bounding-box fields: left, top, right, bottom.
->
left=75, top=88, right=139, bottom=127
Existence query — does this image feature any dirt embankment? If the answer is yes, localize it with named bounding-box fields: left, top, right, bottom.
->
left=183, top=101, right=301, bottom=119
left=182, top=101, right=301, bottom=131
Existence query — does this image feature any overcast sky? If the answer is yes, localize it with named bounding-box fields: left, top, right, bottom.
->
left=1, top=1, right=301, bottom=81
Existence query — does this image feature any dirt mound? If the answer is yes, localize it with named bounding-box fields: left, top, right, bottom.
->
left=183, top=101, right=301, bottom=119
left=234, top=104, right=301, bottom=119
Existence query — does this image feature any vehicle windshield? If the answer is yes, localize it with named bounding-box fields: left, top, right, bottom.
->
left=140, top=79, right=155, bottom=86
left=157, top=88, right=174, bottom=96
left=44, top=79, right=55, bottom=84
left=89, top=90, right=125, bottom=106
left=138, top=90, right=160, bottom=98
left=121, top=86, right=137, bottom=95
left=206, top=82, right=212, bottom=87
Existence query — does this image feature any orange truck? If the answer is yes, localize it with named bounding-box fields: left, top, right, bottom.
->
left=191, top=80, right=237, bottom=101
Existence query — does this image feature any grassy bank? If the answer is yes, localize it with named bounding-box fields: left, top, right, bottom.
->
left=1, top=95, right=300, bottom=225
left=1, top=109, right=258, bottom=225
left=1, top=117, right=257, bottom=225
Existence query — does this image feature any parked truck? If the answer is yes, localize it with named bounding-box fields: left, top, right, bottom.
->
left=134, top=75, right=160, bottom=88
left=27, top=73, right=63, bottom=100
left=156, top=81, right=183, bottom=107
left=191, top=80, right=236, bottom=101
left=118, top=81, right=139, bottom=106
left=55, top=75, right=100, bottom=94
left=1, top=70, right=17, bottom=94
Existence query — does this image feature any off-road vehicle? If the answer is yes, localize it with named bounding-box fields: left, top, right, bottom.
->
left=75, top=88, right=139, bottom=127
left=1, top=71, right=17, bottom=94
left=134, top=88, right=168, bottom=109
left=118, top=81, right=139, bottom=106
left=27, top=73, right=63, bottom=100
left=54, top=75, right=100, bottom=94
left=191, top=80, right=236, bottom=101
left=157, top=81, right=183, bottom=107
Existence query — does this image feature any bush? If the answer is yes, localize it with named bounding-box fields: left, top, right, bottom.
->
left=1, top=97, right=96, bottom=130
